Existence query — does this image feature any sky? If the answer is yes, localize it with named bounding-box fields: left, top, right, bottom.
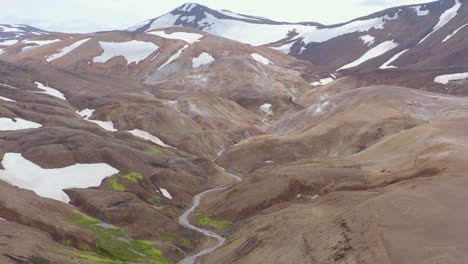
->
left=1, top=0, right=434, bottom=33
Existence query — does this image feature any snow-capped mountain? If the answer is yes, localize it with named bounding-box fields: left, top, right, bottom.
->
left=0, top=24, right=49, bottom=47
left=128, top=0, right=467, bottom=71
left=128, top=3, right=321, bottom=46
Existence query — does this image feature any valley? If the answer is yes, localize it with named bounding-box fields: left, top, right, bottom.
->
left=0, top=0, right=467, bottom=263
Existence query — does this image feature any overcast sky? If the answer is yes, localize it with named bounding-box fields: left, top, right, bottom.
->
left=1, top=0, right=433, bottom=32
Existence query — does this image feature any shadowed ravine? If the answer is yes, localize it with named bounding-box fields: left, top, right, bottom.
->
left=178, top=172, right=241, bottom=264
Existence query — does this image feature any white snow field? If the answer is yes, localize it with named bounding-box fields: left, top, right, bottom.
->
left=77, top=108, right=117, bottom=132
left=34, top=82, right=66, bottom=100
left=128, top=129, right=173, bottom=148
left=148, top=31, right=203, bottom=44
left=143, top=12, right=314, bottom=46
left=379, top=49, right=410, bottom=69
left=21, top=39, right=60, bottom=52
left=93, top=41, right=159, bottom=65
left=0, top=118, right=41, bottom=131
left=434, top=72, right=468, bottom=84
left=419, top=0, right=461, bottom=43
left=251, top=53, right=272, bottom=65
left=46, top=38, right=91, bottom=62
left=298, top=13, right=398, bottom=45
left=192, top=52, right=215, bottom=68
left=0, top=153, right=119, bottom=203
left=442, top=23, right=468, bottom=43
left=338, top=40, right=399, bottom=70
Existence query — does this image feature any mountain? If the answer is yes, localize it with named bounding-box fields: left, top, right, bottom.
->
left=0, top=24, right=49, bottom=47
left=0, top=1, right=467, bottom=264
left=129, top=0, right=468, bottom=71
left=128, top=2, right=321, bottom=46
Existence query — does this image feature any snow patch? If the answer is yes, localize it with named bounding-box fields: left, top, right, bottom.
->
left=0, top=118, right=41, bottom=131
left=128, top=129, right=173, bottom=148
left=259, top=103, right=272, bottom=114
left=77, top=109, right=117, bottom=132
left=93, top=41, right=159, bottom=65
left=148, top=31, right=203, bottom=44
left=0, top=153, right=119, bottom=203
left=338, top=40, right=399, bottom=70
left=311, top=77, right=334, bottom=86
left=411, top=6, right=429, bottom=16
left=34, top=82, right=66, bottom=100
left=359, top=35, right=375, bottom=46
left=434, top=72, right=468, bottom=84
left=192, top=52, right=214, bottom=68
left=419, top=0, right=461, bottom=43
left=251, top=53, right=272, bottom=65
left=379, top=49, right=410, bottom=69
left=160, top=188, right=173, bottom=199
left=46, top=38, right=90, bottom=62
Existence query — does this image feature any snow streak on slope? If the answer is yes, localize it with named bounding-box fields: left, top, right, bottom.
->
left=158, top=44, right=189, bottom=70
left=0, top=96, right=15, bottom=102
left=0, top=118, right=41, bottom=131
left=46, top=38, right=91, bottom=62
left=148, top=31, right=203, bottom=44
left=271, top=42, right=295, bottom=54
left=379, top=49, right=410, bottom=69
left=339, top=40, right=399, bottom=70
left=419, top=0, right=461, bottom=43
left=442, top=23, right=468, bottom=42
left=251, top=53, right=272, bottom=65
left=0, top=153, right=118, bottom=203
left=34, top=82, right=66, bottom=100
left=434, top=72, right=468, bottom=84
left=93, top=41, right=159, bottom=65
left=128, top=129, right=173, bottom=148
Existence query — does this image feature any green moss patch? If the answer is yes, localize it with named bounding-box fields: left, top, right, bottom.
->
left=145, top=147, right=164, bottom=155
left=108, top=177, right=126, bottom=192
left=193, top=214, right=232, bottom=231
left=121, top=172, right=143, bottom=183
left=68, top=210, right=169, bottom=264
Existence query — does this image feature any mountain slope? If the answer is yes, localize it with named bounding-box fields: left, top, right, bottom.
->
left=127, top=0, right=468, bottom=71
left=0, top=24, right=49, bottom=47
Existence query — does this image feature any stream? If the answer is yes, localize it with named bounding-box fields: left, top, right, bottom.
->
left=177, top=172, right=241, bottom=264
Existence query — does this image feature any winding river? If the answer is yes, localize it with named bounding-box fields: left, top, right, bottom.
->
left=177, top=172, right=241, bottom=264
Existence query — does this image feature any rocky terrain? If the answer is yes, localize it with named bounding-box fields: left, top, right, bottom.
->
left=0, top=0, right=467, bottom=263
